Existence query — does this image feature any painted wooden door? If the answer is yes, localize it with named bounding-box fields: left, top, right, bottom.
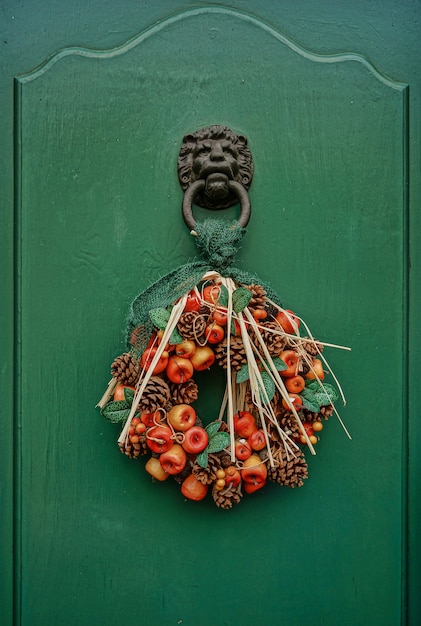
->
left=2, top=2, right=420, bottom=625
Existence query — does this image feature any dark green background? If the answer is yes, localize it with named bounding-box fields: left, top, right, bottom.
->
left=1, top=2, right=419, bottom=625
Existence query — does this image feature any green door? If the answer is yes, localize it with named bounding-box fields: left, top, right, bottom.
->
left=2, top=3, right=420, bottom=625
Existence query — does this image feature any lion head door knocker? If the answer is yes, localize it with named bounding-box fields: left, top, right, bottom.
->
left=177, top=125, right=254, bottom=231
left=97, top=123, right=349, bottom=509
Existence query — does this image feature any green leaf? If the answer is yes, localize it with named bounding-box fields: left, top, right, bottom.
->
left=271, top=356, right=287, bottom=372
left=149, top=307, right=170, bottom=329
left=236, top=363, right=250, bottom=383
left=315, top=383, right=339, bottom=406
left=300, top=388, right=321, bottom=413
left=101, top=401, right=131, bottom=424
left=218, top=285, right=229, bottom=307
left=232, top=287, right=252, bottom=313
left=305, top=379, right=320, bottom=391
left=124, top=387, right=135, bottom=405
left=207, top=432, right=230, bottom=453
left=205, top=421, right=223, bottom=438
left=196, top=449, right=208, bottom=469
left=169, top=327, right=183, bottom=345
left=258, top=371, right=276, bottom=403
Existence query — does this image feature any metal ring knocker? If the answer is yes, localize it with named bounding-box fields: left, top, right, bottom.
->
left=177, top=125, right=254, bottom=233
left=182, top=179, right=251, bottom=232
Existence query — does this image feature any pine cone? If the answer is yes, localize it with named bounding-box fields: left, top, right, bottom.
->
left=192, top=453, right=222, bottom=485
left=169, top=379, right=199, bottom=405
left=269, top=389, right=283, bottom=417
left=129, top=324, right=151, bottom=352
left=177, top=311, right=206, bottom=341
left=199, top=304, right=212, bottom=317
left=268, top=447, right=308, bottom=488
left=303, top=404, right=334, bottom=423
left=212, top=484, right=242, bottom=509
left=118, top=432, right=148, bottom=459
left=111, top=352, right=141, bottom=385
left=301, top=337, right=323, bottom=356
left=218, top=452, right=233, bottom=468
left=253, top=321, right=287, bottom=357
left=138, top=376, right=170, bottom=413
left=245, top=284, right=267, bottom=310
left=320, top=404, right=334, bottom=418
left=271, top=410, right=303, bottom=438
left=278, top=410, right=304, bottom=437
left=214, top=335, right=247, bottom=371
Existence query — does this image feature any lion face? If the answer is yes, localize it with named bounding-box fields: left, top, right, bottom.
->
left=177, top=125, right=253, bottom=210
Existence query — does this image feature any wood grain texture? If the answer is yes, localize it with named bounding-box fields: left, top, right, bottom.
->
left=2, top=2, right=420, bottom=625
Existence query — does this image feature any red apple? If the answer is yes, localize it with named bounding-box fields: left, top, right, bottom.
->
left=202, top=284, right=221, bottom=304
left=184, top=290, right=201, bottom=312
left=166, top=355, right=194, bottom=383
left=159, top=444, right=187, bottom=475
left=113, top=383, right=136, bottom=401
left=213, top=307, right=228, bottom=326
left=279, top=350, right=299, bottom=378
left=205, top=323, right=225, bottom=344
left=281, top=393, right=303, bottom=411
left=181, top=474, right=208, bottom=501
left=241, top=454, right=268, bottom=485
left=190, top=345, right=215, bottom=371
left=145, top=457, right=169, bottom=481
left=243, top=480, right=266, bottom=494
left=275, top=309, right=301, bottom=335
left=175, top=340, right=196, bottom=358
left=141, top=347, right=169, bottom=375
left=140, top=411, right=159, bottom=428
left=248, top=429, right=267, bottom=451
left=146, top=424, right=174, bottom=454
left=167, top=404, right=197, bottom=431
left=235, top=439, right=252, bottom=461
left=304, top=358, right=325, bottom=381
left=285, top=375, right=305, bottom=394
left=233, top=411, right=257, bottom=438
left=182, top=426, right=209, bottom=454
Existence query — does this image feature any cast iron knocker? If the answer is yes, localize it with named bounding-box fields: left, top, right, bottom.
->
left=177, top=125, right=254, bottom=231
left=97, top=123, right=349, bottom=510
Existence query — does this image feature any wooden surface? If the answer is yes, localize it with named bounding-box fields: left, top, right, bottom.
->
left=1, top=2, right=420, bottom=625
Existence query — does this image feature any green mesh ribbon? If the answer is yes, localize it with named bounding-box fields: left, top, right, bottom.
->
left=126, top=218, right=282, bottom=351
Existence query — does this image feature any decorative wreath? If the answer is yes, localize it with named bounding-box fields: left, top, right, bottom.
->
left=97, top=218, right=349, bottom=509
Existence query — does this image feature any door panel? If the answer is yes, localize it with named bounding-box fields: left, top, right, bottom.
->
left=14, top=7, right=409, bottom=625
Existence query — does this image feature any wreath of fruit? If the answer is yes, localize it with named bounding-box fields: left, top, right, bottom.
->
left=98, top=266, right=349, bottom=509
